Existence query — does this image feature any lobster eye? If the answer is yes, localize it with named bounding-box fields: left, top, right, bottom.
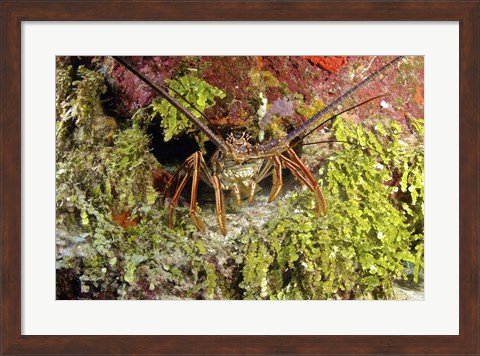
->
left=227, top=131, right=248, bottom=145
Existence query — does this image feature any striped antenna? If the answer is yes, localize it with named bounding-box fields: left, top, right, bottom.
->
left=112, top=56, right=229, bottom=153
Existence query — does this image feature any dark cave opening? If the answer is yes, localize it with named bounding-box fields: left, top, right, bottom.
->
left=147, top=124, right=218, bottom=166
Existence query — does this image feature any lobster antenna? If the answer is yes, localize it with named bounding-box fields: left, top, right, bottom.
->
left=114, top=57, right=208, bottom=121
left=301, top=139, right=392, bottom=176
left=301, top=139, right=383, bottom=156
left=302, top=139, right=350, bottom=146
left=112, top=56, right=229, bottom=153
left=259, top=56, right=404, bottom=153
left=291, top=93, right=385, bottom=146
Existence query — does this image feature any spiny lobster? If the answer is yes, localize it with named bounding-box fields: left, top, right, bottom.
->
left=113, top=56, right=404, bottom=235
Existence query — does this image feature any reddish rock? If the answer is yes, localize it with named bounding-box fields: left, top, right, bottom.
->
left=107, top=56, right=423, bottom=137
left=414, top=85, right=424, bottom=105
left=303, top=56, right=347, bottom=72
left=111, top=56, right=187, bottom=118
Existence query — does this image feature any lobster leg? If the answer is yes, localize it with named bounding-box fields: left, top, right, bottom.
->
left=279, top=148, right=328, bottom=216
left=163, top=158, right=191, bottom=199
left=212, top=174, right=227, bottom=235
left=248, top=181, right=257, bottom=204
left=268, top=155, right=283, bottom=203
left=168, top=165, right=193, bottom=229
left=231, top=184, right=242, bottom=207
left=280, top=156, right=315, bottom=191
left=195, top=154, right=228, bottom=234
left=246, top=159, right=273, bottom=204
left=190, top=152, right=206, bottom=232
left=166, top=152, right=209, bottom=232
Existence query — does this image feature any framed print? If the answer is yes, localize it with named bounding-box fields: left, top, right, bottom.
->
left=1, top=1, right=478, bottom=355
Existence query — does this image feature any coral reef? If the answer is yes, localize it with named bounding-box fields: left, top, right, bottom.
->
left=56, top=56, right=424, bottom=300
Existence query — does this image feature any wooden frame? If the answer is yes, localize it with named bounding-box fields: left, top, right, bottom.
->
left=1, top=1, right=478, bottom=355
